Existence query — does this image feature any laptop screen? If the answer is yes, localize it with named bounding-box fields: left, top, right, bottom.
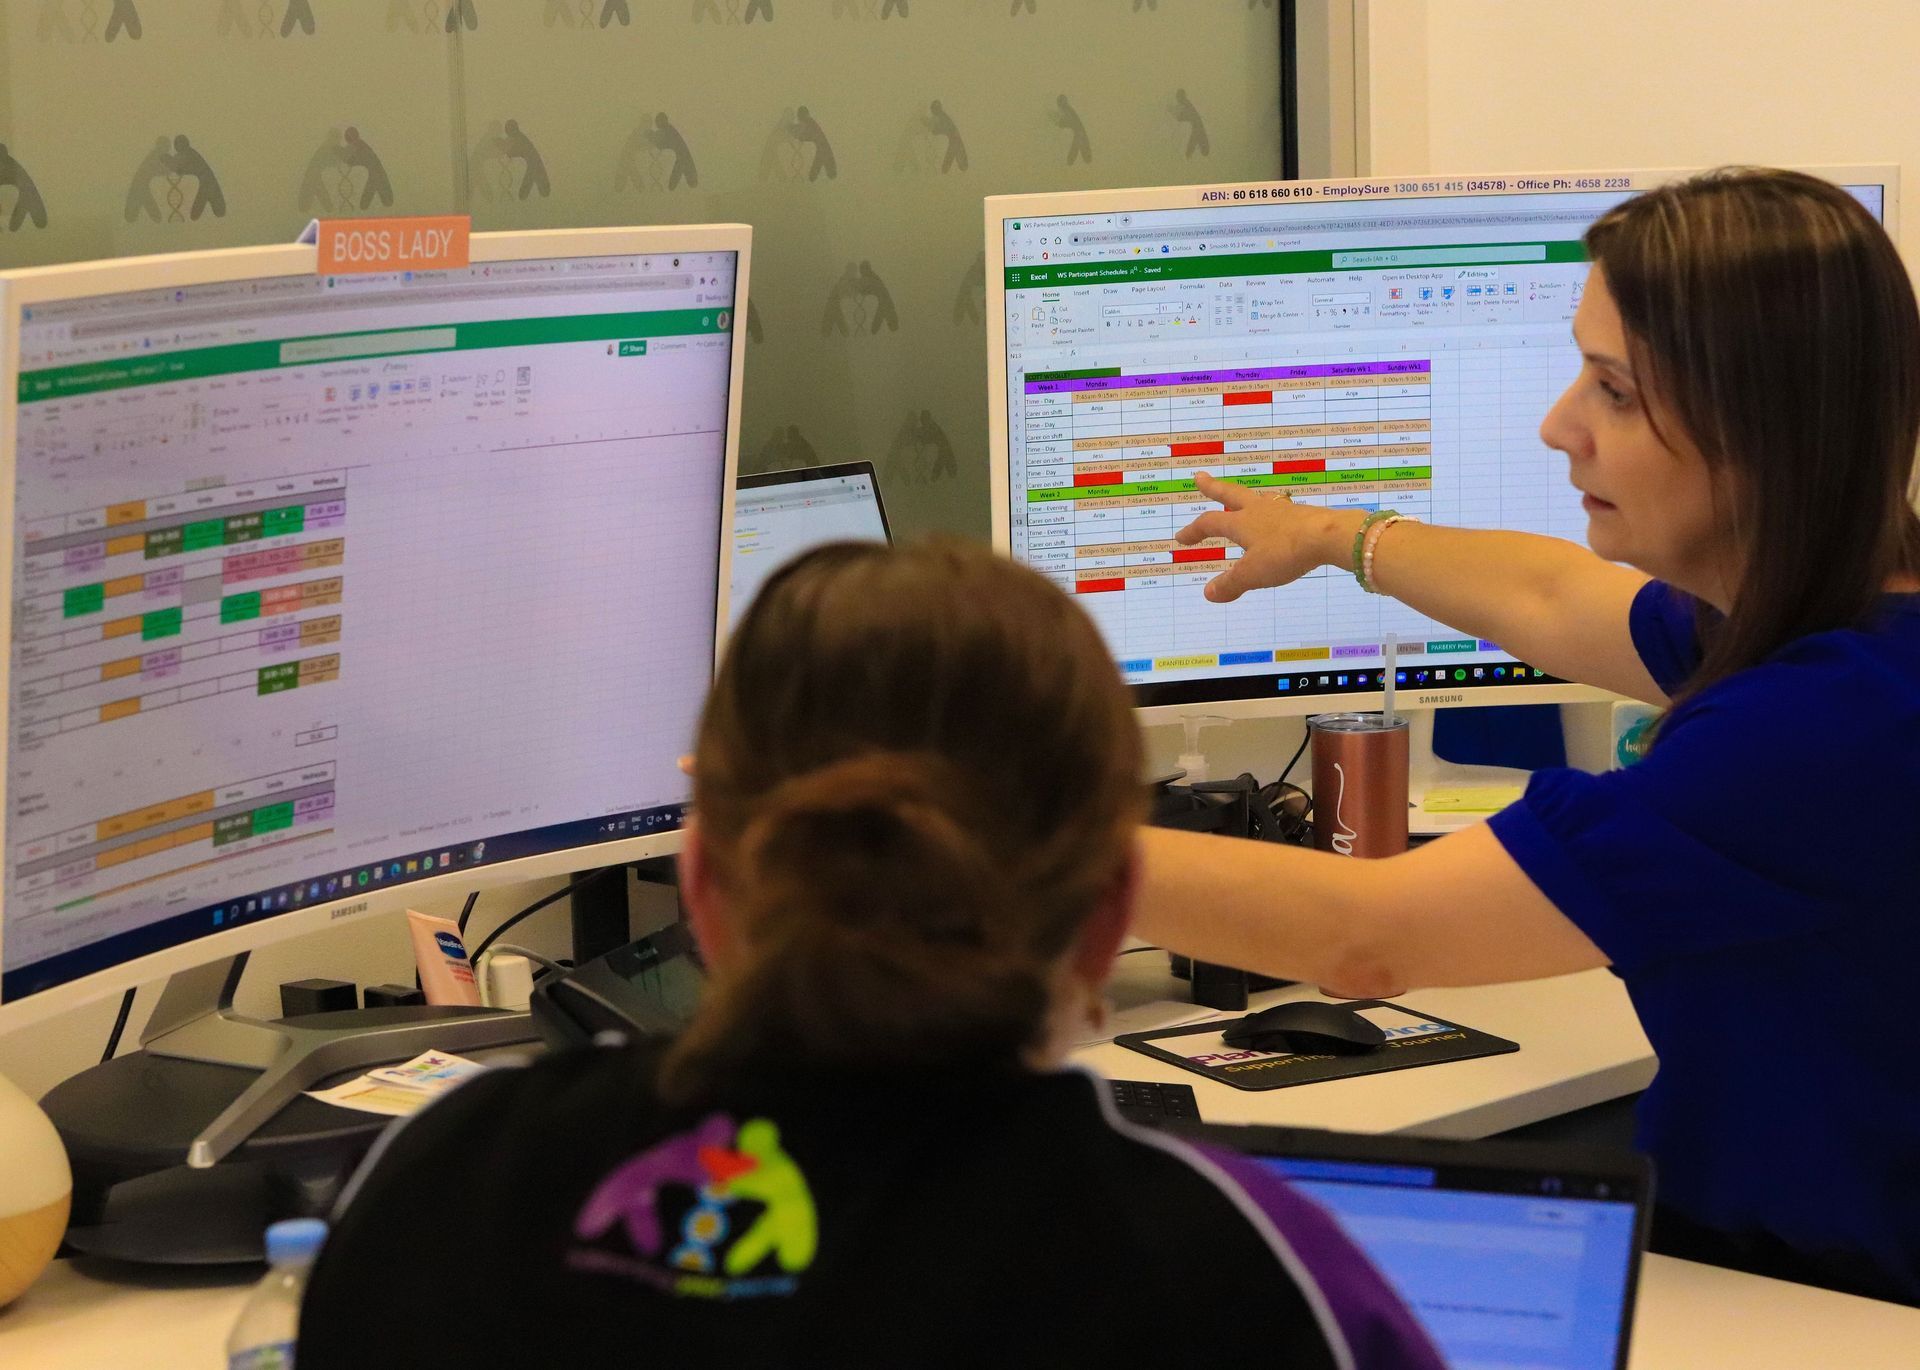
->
left=1260, top=1154, right=1640, bottom=1370
left=730, top=465, right=890, bottom=629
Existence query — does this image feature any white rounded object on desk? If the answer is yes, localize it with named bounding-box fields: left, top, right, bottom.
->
left=483, top=954, right=536, bottom=1012
left=0, top=1069, right=71, bottom=1308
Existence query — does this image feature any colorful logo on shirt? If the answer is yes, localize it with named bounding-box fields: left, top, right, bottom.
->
left=569, top=1113, right=817, bottom=1299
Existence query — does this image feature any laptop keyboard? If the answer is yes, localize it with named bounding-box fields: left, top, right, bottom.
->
left=1109, top=1079, right=1200, bottom=1127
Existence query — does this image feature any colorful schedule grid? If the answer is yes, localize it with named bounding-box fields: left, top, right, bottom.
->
left=11, top=469, right=347, bottom=744
left=1018, top=359, right=1455, bottom=674
left=9, top=762, right=337, bottom=909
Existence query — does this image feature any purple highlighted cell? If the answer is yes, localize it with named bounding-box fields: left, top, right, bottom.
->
left=65, top=543, right=106, bottom=568
left=141, top=665, right=179, bottom=680
left=1479, top=640, right=1502, bottom=651
left=294, top=792, right=336, bottom=822
left=308, top=500, right=345, bottom=520
left=145, top=566, right=185, bottom=590
left=259, top=624, right=301, bottom=648
left=1027, top=360, right=1430, bottom=395
left=141, top=648, right=182, bottom=670
left=1332, top=644, right=1380, bottom=659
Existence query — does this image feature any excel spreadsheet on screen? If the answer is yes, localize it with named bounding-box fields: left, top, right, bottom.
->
left=986, top=169, right=1894, bottom=719
left=1, top=228, right=748, bottom=1027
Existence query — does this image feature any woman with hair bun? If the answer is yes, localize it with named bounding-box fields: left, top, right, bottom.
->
left=300, top=540, right=1442, bottom=1369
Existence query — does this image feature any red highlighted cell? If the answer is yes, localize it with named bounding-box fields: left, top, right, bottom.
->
left=1170, top=441, right=1225, bottom=458
left=1172, top=547, right=1226, bottom=564
left=1074, top=470, right=1122, bottom=487
left=1076, top=578, right=1125, bottom=594
left=259, top=584, right=304, bottom=615
left=1273, top=459, right=1327, bottom=474
left=1223, top=391, right=1273, bottom=406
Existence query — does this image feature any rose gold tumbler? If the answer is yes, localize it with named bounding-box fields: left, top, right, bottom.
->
left=1310, top=712, right=1410, bottom=858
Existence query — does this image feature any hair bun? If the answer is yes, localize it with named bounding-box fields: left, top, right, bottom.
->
left=739, top=752, right=1012, bottom=948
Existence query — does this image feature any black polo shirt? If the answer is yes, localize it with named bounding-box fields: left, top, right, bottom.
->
left=300, top=1042, right=1441, bottom=1368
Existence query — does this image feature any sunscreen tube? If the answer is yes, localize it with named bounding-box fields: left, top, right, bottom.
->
left=406, top=909, right=483, bottom=1007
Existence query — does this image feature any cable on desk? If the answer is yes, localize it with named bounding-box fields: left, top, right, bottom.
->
left=102, top=987, right=136, bottom=1063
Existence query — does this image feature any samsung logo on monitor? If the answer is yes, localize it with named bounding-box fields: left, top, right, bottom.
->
left=1413, top=692, right=1466, bottom=706
left=330, top=901, right=371, bottom=920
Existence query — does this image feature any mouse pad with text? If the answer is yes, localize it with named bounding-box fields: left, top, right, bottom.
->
left=1116, top=1002, right=1518, bottom=1091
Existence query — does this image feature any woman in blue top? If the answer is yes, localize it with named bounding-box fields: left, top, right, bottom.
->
left=1136, top=168, right=1920, bottom=1305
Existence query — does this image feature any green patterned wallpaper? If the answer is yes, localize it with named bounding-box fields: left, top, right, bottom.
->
left=0, top=0, right=1283, bottom=535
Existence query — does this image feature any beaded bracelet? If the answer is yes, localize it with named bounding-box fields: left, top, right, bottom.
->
left=1350, top=509, right=1402, bottom=591
left=1360, top=512, right=1417, bottom=594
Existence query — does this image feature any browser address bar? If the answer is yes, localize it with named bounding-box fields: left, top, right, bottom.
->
left=1070, top=210, right=1602, bottom=244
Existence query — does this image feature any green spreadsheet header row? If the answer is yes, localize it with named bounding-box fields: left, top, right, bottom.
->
left=17, top=307, right=729, bottom=403
left=1003, top=241, right=1587, bottom=290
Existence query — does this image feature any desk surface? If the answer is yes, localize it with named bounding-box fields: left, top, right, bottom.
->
left=3, top=972, right=1911, bottom=1368
left=1074, top=958, right=1656, bottom=1137
left=9, top=1252, right=1918, bottom=1369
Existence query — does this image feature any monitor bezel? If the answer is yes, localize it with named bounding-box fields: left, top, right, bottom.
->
left=0, top=224, right=752, bottom=1033
left=1175, top=1119, right=1653, bottom=1370
left=985, top=165, right=1900, bottom=723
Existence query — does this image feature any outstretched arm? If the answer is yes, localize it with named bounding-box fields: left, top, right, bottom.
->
left=1180, top=473, right=1664, bottom=704
left=1132, top=823, right=1608, bottom=995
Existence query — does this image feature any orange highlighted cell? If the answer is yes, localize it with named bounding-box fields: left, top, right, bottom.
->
left=95, top=832, right=172, bottom=869
left=96, top=788, right=215, bottom=843
left=101, top=657, right=142, bottom=682
left=103, top=574, right=145, bottom=599
left=102, top=616, right=143, bottom=640
left=106, top=501, right=147, bottom=526
left=106, top=534, right=146, bottom=557
left=100, top=698, right=141, bottom=723
left=298, top=654, right=341, bottom=685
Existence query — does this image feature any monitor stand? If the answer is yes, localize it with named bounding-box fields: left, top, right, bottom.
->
left=141, top=952, right=537, bottom=1169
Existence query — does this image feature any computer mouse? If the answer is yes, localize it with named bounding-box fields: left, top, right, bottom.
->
left=1220, top=1001, right=1387, bottom=1056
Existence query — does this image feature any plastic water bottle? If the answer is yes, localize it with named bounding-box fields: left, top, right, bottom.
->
left=226, top=1218, right=327, bottom=1369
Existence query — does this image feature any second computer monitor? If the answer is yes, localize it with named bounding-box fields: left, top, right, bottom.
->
left=987, top=168, right=1896, bottom=720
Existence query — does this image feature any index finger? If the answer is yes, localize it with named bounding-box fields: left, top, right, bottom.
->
left=1193, top=471, right=1251, bottom=511
left=1174, top=510, right=1239, bottom=547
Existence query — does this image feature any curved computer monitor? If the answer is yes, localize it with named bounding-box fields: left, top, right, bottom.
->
left=0, top=225, right=750, bottom=1032
left=987, top=167, right=1897, bottom=723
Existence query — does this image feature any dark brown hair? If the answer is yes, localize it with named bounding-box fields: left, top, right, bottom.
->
left=1585, top=167, right=1920, bottom=705
left=658, top=539, right=1144, bottom=1100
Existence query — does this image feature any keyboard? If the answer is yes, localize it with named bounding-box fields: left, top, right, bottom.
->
left=1108, top=1079, right=1200, bottom=1127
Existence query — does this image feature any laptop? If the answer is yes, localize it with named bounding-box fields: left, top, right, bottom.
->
left=730, top=461, right=893, bottom=629
left=1187, top=1123, right=1651, bottom=1370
